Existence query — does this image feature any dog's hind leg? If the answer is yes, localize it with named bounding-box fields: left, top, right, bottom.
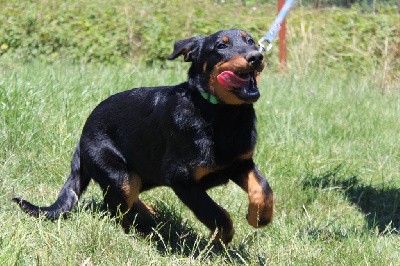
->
left=172, top=182, right=234, bottom=244
left=84, top=146, right=141, bottom=233
left=96, top=171, right=144, bottom=233
left=129, top=199, right=158, bottom=234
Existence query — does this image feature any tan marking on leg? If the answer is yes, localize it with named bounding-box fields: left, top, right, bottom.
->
left=244, top=170, right=274, bottom=228
left=133, top=199, right=158, bottom=217
left=238, top=150, right=254, bottom=160
left=127, top=199, right=158, bottom=235
left=194, top=166, right=222, bottom=182
left=121, top=174, right=142, bottom=208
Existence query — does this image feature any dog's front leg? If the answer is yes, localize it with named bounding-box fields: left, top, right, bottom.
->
left=171, top=181, right=235, bottom=244
left=232, top=161, right=274, bottom=228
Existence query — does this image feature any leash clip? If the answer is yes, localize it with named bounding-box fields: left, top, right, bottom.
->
left=258, top=37, right=272, bottom=53
left=258, top=0, right=296, bottom=54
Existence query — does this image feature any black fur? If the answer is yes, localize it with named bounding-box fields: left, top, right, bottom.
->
left=12, top=29, right=273, bottom=244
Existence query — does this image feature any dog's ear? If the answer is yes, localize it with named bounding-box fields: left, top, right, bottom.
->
left=167, top=36, right=205, bottom=62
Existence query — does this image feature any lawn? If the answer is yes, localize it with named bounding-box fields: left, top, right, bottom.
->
left=0, top=60, right=399, bottom=265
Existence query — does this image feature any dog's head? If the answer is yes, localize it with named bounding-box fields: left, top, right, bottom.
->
left=168, top=29, right=265, bottom=105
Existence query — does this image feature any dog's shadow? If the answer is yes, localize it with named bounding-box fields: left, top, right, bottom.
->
left=302, top=163, right=400, bottom=232
left=78, top=198, right=252, bottom=263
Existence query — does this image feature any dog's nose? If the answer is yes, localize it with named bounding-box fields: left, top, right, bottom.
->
left=245, top=51, right=264, bottom=66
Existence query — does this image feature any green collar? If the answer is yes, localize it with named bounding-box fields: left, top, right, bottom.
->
left=199, top=91, right=219, bottom=104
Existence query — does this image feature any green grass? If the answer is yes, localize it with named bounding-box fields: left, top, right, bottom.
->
left=1, top=60, right=399, bottom=265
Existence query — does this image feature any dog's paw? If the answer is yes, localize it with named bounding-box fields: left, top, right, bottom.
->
left=211, top=226, right=235, bottom=245
left=246, top=191, right=274, bottom=228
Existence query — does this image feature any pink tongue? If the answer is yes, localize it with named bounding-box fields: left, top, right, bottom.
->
left=217, top=71, right=250, bottom=90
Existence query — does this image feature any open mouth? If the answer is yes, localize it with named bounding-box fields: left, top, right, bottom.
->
left=217, top=70, right=260, bottom=102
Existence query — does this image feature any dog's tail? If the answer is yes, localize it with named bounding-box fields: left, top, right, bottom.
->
left=12, top=145, right=91, bottom=220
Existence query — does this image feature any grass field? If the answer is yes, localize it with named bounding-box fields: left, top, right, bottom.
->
left=1, top=60, right=399, bottom=265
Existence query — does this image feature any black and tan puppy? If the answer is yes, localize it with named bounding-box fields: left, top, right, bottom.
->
left=13, top=29, right=273, bottom=244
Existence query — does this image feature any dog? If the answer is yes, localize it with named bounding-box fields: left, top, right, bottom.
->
left=12, top=29, right=273, bottom=244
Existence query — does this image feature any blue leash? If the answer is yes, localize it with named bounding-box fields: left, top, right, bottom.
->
left=258, top=0, right=296, bottom=53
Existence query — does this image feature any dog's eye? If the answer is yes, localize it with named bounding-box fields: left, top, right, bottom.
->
left=217, top=43, right=228, bottom=50
left=247, top=38, right=255, bottom=45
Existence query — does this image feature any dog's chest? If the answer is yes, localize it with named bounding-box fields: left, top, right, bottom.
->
left=211, top=117, right=256, bottom=164
left=193, top=105, right=257, bottom=165
left=191, top=114, right=256, bottom=182
left=171, top=96, right=256, bottom=166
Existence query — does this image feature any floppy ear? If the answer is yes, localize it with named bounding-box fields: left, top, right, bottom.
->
left=167, top=36, right=205, bottom=62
